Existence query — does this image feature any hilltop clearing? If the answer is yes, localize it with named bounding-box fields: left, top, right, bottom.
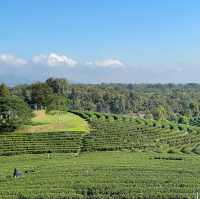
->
left=16, top=110, right=89, bottom=133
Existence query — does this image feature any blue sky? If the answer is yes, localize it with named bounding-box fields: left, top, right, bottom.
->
left=1, top=0, right=200, bottom=85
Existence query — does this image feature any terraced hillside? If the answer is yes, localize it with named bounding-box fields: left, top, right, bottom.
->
left=69, top=111, right=200, bottom=154
left=0, top=111, right=88, bottom=156
left=82, top=119, right=200, bottom=153
left=1, top=111, right=200, bottom=198
left=1, top=110, right=200, bottom=156
left=0, top=132, right=82, bottom=155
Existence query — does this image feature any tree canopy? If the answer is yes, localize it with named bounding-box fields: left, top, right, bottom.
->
left=0, top=96, right=32, bottom=131
left=46, top=95, right=68, bottom=113
left=46, top=77, right=69, bottom=96
left=7, top=78, right=200, bottom=121
left=0, top=84, right=10, bottom=97
left=31, top=82, right=53, bottom=109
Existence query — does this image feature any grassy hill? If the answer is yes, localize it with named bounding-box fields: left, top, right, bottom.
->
left=0, top=111, right=89, bottom=155
left=16, top=110, right=89, bottom=133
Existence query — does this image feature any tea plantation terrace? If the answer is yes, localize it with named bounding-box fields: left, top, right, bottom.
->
left=1, top=110, right=200, bottom=155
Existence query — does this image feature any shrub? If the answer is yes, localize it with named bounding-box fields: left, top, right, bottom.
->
left=169, top=124, right=174, bottom=130
left=113, top=115, right=118, bottom=120
left=161, top=124, right=165, bottom=129
left=167, top=148, right=176, bottom=154
left=178, top=126, right=184, bottom=131
left=94, top=113, right=101, bottom=119
left=178, top=115, right=189, bottom=124
left=180, top=146, right=191, bottom=154
left=187, top=128, right=193, bottom=133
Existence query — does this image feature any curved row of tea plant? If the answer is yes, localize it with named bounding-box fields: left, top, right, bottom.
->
left=190, top=116, right=200, bottom=127
left=67, top=111, right=200, bottom=154
left=69, top=110, right=134, bottom=122
left=1, top=110, right=200, bottom=156
left=70, top=110, right=195, bottom=131
left=0, top=132, right=82, bottom=156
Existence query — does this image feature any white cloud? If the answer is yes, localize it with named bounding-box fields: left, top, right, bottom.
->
left=0, top=54, right=27, bottom=65
left=32, top=53, right=78, bottom=67
left=94, top=59, right=125, bottom=68
left=48, top=53, right=77, bottom=66
left=0, top=53, right=125, bottom=70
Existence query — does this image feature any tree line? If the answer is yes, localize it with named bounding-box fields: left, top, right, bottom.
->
left=1, top=78, right=200, bottom=123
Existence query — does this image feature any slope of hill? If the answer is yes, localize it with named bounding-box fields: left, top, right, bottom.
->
left=1, top=110, right=200, bottom=156
left=1, top=111, right=200, bottom=198
left=73, top=111, right=200, bottom=154
left=0, top=111, right=89, bottom=155
left=86, top=121, right=200, bottom=154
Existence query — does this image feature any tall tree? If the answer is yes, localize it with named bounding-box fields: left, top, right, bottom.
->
left=31, top=83, right=53, bottom=109
left=0, top=84, right=9, bottom=97
left=46, top=95, right=68, bottom=113
left=46, top=77, right=69, bottom=96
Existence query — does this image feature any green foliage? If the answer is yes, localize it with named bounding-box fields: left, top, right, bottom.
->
left=46, top=95, right=68, bottom=113
left=46, top=77, right=69, bottom=96
left=152, top=105, right=167, bottom=121
left=144, top=112, right=153, bottom=120
left=2, top=109, right=199, bottom=155
left=191, top=144, right=200, bottom=154
left=31, top=82, right=53, bottom=108
left=169, top=124, right=175, bottom=130
left=167, top=148, right=177, bottom=154
left=180, top=146, right=192, bottom=154
left=0, top=108, right=200, bottom=198
left=21, top=110, right=89, bottom=133
left=0, top=152, right=200, bottom=198
left=3, top=80, right=200, bottom=198
left=189, top=102, right=199, bottom=117
left=178, top=115, right=189, bottom=124
left=80, top=116, right=197, bottom=153
left=0, top=96, right=32, bottom=131
left=178, top=125, right=184, bottom=131
left=8, top=79, right=200, bottom=120
left=190, top=116, right=200, bottom=127
left=0, top=131, right=82, bottom=155
left=0, top=84, right=9, bottom=97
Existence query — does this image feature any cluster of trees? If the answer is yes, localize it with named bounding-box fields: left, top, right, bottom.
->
left=0, top=84, right=32, bottom=131
left=2, top=78, right=200, bottom=126
left=0, top=79, right=68, bottom=131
